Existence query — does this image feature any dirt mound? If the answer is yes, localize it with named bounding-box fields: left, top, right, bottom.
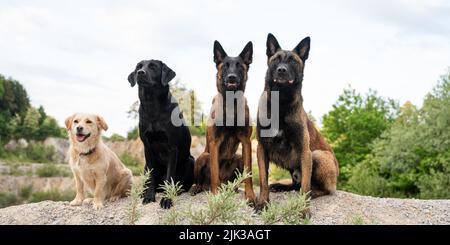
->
left=0, top=191, right=448, bottom=225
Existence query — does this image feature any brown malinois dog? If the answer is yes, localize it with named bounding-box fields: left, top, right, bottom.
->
left=190, top=40, right=256, bottom=204
left=255, top=33, right=339, bottom=210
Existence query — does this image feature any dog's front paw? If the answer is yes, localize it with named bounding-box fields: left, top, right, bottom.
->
left=70, top=198, right=83, bottom=206
left=189, top=185, right=202, bottom=196
left=93, top=202, right=104, bottom=210
left=246, top=198, right=256, bottom=208
left=254, top=199, right=268, bottom=213
left=160, top=197, right=173, bottom=209
left=142, top=193, right=156, bottom=204
left=83, top=198, right=93, bottom=205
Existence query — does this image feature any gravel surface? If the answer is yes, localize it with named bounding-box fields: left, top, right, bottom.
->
left=0, top=191, right=449, bottom=225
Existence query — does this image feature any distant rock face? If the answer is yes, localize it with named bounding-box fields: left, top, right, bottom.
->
left=104, top=138, right=145, bottom=164
left=4, top=138, right=28, bottom=151
left=3, top=136, right=207, bottom=166
left=43, top=137, right=70, bottom=163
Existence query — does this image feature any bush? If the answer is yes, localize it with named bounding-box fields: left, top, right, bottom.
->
left=261, top=191, right=310, bottom=225
left=160, top=171, right=252, bottom=225
left=127, top=126, right=139, bottom=140
left=126, top=170, right=151, bottom=225
left=36, top=164, right=71, bottom=177
left=269, top=164, right=291, bottom=181
left=120, top=153, right=143, bottom=176
left=28, top=189, right=75, bottom=203
left=24, top=143, right=57, bottom=163
left=347, top=155, right=388, bottom=197
left=189, top=120, right=207, bottom=137
left=0, top=192, right=21, bottom=208
left=108, top=133, right=126, bottom=142
left=19, top=185, right=33, bottom=200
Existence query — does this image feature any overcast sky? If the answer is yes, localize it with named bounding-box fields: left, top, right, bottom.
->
left=1, top=0, right=449, bottom=136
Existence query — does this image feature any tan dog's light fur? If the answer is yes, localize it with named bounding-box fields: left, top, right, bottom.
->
left=65, top=113, right=132, bottom=210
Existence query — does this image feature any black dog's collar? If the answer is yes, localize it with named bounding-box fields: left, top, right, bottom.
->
left=79, top=147, right=96, bottom=157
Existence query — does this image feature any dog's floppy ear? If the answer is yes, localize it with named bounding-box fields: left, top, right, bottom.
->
left=96, top=115, right=108, bottom=131
left=293, top=36, right=310, bottom=62
left=266, top=33, right=281, bottom=59
left=64, top=114, right=75, bottom=130
left=239, top=41, right=253, bottom=66
left=128, top=71, right=136, bottom=87
left=160, top=61, right=176, bottom=86
left=213, top=40, right=227, bottom=65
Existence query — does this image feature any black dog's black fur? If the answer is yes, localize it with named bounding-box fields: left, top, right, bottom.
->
left=128, top=59, right=194, bottom=209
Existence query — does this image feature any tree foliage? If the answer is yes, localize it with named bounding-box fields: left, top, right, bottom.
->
left=322, top=86, right=399, bottom=185
left=0, top=74, right=64, bottom=144
left=348, top=71, right=450, bottom=198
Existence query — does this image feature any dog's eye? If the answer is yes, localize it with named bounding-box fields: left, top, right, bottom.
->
left=136, top=64, right=142, bottom=69
left=86, top=120, right=92, bottom=124
left=236, top=62, right=240, bottom=67
left=74, top=120, right=79, bottom=124
left=148, top=63, right=156, bottom=70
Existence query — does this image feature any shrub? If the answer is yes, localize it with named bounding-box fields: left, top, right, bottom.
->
left=0, top=192, right=20, bottom=208
left=19, top=185, right=33, bottom=200
left=269, top=164, right=291, bottom=181
left=24, top=143, right=56, bottom=163
left=120, top=153, right=143, bottom=176
left=28, top=189, right=74, bottom=203
left=160, top=171, right=252, bottom=225
left=108, top=133, right=126, bottom=142
left=127, top=126, right=139, bottom=140
left=36, top=164, right=71, bottom=177
left=126, top=170, right=151, bottom=225
left=260, top=191, right=310, bottom=225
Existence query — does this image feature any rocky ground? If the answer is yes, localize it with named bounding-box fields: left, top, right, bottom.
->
left=0, top=191, right=448, bottom=225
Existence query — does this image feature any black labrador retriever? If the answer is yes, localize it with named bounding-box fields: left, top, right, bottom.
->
left=128, top=59, right=194, bottom=209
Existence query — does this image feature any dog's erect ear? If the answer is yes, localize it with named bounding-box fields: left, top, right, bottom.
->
left=160, top=61, right=176, bottom=86
left=96, top=115, right=108, bottom=131
left=64, top=114, right=75, bottom=130
left=128, top=71, right=136, bottom=87
left=293, top=37, right=310, bottom=62
left=266, top=33, right=281, bottom=58
left=239, top=41, right=253, bottom=66
left=213, top=40, right=227, bottom=65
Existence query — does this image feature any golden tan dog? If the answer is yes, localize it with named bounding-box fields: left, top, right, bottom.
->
left=65, top=113, right=132, bottom=210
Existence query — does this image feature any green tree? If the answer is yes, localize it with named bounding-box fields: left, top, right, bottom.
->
left=348, top=70, right=450, bottom=198
left=0, top=74, right=30, bottom=143
left=322, top=87, right=398, bottom=185
left=21, top=107, right=41, bottom=140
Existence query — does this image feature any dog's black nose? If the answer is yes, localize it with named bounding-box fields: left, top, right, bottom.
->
left=227, top=74, right=237, bottom=82
left=76, top=126, right=83, bottom=132
left=277, top=66, right=287, bottom=73
left=137, top=70, right=145, bottom=75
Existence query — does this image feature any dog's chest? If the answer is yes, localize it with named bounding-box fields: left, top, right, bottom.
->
left=72, top=157, right=100, bottom=187
left=259, top=121, right=304, bottom=167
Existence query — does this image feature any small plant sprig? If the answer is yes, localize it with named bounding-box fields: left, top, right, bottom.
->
left=126, top=169, right=151, bottom=225
left=160, top=169, right=253, bottom=225
left=160, top=178, right=183, bottom=203
left=260, top=191, right=311, bottom=225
